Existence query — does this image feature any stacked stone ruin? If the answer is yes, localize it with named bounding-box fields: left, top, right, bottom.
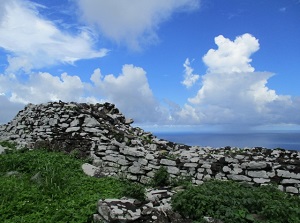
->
left=0, top=102, right=300, bottom=194
left=0, top=101, right=300, bottom=196
left=1, top=101, right=300, bottom=222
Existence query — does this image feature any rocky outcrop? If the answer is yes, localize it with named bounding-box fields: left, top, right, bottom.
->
left=0, top=101, right=300, bottom=195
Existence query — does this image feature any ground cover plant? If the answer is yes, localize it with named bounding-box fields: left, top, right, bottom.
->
left=171, top=180, right=300, bottom=223
left=0, top=146, right=133, bottom=223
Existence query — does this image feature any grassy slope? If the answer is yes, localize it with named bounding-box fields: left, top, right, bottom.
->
left=0, top=148, right=125, bottom=223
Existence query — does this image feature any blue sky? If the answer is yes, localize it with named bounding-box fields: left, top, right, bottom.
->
left=0, top=0, right=299, bottom=132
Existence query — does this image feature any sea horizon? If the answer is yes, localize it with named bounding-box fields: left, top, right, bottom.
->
left=153, top=131, right=300, bottom=151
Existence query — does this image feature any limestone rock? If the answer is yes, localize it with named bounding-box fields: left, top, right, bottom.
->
left=0, top=145, right=6, bottom=154
left=160, top=159, right=176, bottom=166
left=227, top=174, right=252, bottom=182
left=285, top=186, right=299, bottom=194
left=247, top=170, right=268, bottom=178
left=83, top=116, right=100, bottom=127
left=65, top=127, right=80, bottom=133
left=82, top=163, right=100, bottom=177
left=243, top=161, right=267, bottom=170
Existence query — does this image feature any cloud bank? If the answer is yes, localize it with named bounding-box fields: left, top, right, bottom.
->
left=77, top=0, right=200, bottom=50
left=0, top=65, right=167, bottom=124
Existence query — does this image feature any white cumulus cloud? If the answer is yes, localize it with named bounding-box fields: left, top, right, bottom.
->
left=0, top=71, right=94, bottom=123
left=90, top=64, right=168, bottom=122
left=203, top=33, right=259, bottom=73
left=77, top=0, right=200, bottom=50
left=176, top=33, right=300, bottom=127
left=181, top=58, right=200, bottom=88
left=0, top=72, right=87, bottom=104
left=0, top=0, right=107, bottom=72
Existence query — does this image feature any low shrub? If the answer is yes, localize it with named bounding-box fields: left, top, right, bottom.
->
left=122, top=181, right=146, bottom=201
left=152, top=166, right=170, bottom=187
left=171, top=180, right=300, bottom=223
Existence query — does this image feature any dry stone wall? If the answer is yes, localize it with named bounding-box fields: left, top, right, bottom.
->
left=0, top=101, right=300, bottom=195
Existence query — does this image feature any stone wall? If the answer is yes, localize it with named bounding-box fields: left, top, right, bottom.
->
left=1, top=101, right=300, bottom=194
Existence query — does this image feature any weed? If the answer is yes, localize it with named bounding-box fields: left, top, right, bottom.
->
left=141, top=135, right=152, bottom=144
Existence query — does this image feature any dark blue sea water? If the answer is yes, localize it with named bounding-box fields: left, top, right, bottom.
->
left=154, top=132, right=300, bottom=151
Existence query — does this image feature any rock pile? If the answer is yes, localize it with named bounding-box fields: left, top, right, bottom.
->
left=93, top=188, right=192, bottom=223
left=0, top=101, right=300, bottom=196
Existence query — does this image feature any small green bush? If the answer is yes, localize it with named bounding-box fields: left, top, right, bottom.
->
left=152, top=166, right=170, bottom=187
left=171, top=180, right=300, bottom=223
left=151, top=166, right=192, bottom=188
left=122, top=181, right=146, bottom=201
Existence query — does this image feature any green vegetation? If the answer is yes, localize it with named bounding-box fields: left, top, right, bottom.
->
left=172, top=180, right=300, bottom=223
left=141, top=135, right=153, bottom=144
left=166, top=153, right=179, bottom=160
left=1, top=142, right=300, bottom=223
left=151, top=166, right=192, bottom=188
left=0, top=147, right=129, bottom=223
left=170, top=175, right=192, bottom=188
left=0, top=140, right=17, bottom=149
left=151, top=166, right=170, bottom=187
left=121, top=181, right=146, bottom=201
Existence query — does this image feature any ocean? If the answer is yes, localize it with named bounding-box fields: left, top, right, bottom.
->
left=153, top=132, right=300, bottom=151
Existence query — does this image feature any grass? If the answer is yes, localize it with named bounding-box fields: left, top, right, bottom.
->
left=0, top=147, right=128, bottom=223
